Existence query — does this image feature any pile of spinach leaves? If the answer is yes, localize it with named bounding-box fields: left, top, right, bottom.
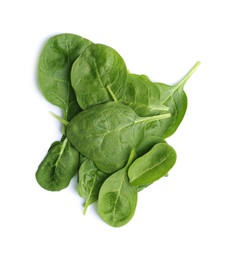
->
left=36, top=33, right=200, bottom=227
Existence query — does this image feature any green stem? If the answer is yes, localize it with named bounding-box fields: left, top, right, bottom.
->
left=83, top=202, right=89, bottom=215
left=83, top=175, right=97, bottom=215
left=62, top=110, right=68, bottom=135
left=49, top=111, right=69, bottom=126
left=106, top=84, right=118, bottom=102
left=136, top=112, right=171, bottom=124
left=175, top=61, right=201, bottom=88
left=55, top=138, right=68, bottom=167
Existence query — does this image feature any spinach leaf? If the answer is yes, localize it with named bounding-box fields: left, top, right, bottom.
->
left=38, top=33, right=92, bottom=122
left=133, top=135, right=166, bottom=192
left=149, top=61, right=200, bottom=138
left=121, top=74, right=168, bottom=116
left=36, top=32, right=200, bottom=227
left=66, top=101, right=171, bottom=173
left=36, top=138, right=79, bottom=191
left=97, top=149, right=138, bottom=227
left=78, top=159, right=108, bottom=214
left=71, top=44, right=127, bottom=110
left=128, top=143, right=176, bottom=186
left=136, top=135, right=166, bottom=157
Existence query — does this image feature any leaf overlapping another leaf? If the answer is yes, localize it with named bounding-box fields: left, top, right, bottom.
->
left=35, top=33, right=200, bottom=227
left=71, top=44, right=127, bottom=110
left=38, top=33, right=92, bottom=122
left=66, top=101, right=171, bottom=173
left=36, top=138, right=79, bottom=191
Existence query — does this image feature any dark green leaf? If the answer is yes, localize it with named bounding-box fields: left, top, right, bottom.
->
left=36, top=138, right=79, bottom=191
left=97, top=149, right=137, bottom=227
left=128, top=143, right=177, bottom=186
left=38, top=33, right=92, bottom=121
left=121, top=74, right=168, bottom=116
left=136, top=135, right=166, bottom=157
left=66, top=102, right=170, bottom=173
left=78, top=159, right=108, bottom=214
left=71, top=44, right=127, bottom=110
left=149, top=62, right=200, bottom=138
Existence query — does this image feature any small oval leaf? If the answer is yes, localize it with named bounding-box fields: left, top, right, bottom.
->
left=36, top=139, right=79, bottom=191
left=128, top=143, right=177, bottom=186
left=98, top=167, right=138, bottom=227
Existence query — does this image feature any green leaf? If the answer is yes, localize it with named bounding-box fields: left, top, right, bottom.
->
left=71, top=44, right=127, bottom=110
left=128, top=143, right=177, bottom=186
left=97, top=149, right=138, bottom=227
left=66, top=102, right=171, bottom=173
left=38, top=33, right=92, bottom=122
left=78, top=159, right=108, bottom=214
left=149, top=61, right=200, bottom=138
left=136, top=135, right=166, bottom=157
left=36, top=138, right=79, bottom=191
left=121, top=74, right=168, bottom=116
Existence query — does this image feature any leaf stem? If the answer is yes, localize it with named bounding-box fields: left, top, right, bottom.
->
left=49, top=111, right=69, bottom=126
left=106, top=85, right=118, bottom=102
left=137, top=112, right=171, bottom=124
left=175, top=61, right=201, bottom=88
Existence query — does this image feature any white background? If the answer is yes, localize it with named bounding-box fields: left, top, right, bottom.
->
left=1, top=0, right=231, bottom=259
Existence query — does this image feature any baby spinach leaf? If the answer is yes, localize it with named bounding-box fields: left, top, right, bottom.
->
left=36, top=138, right=79, bottom=191
left=136, top=135, right=166, bottom=157
left=149, top=61, right=200, bottom=138
left=36, top=32, right=199, bottom=227
left=121, top=74, right=168, bottom=116
left=97, top=149, right=138, bottom=227
left=128, top=143, right=177, bottom=186
left=66, top=101, right=171, bottom=173
left=78, top=159, right=108, bottom=214
left=71, top=44, right=127, bottom=110
left=38, top=33, right=92, bottom=122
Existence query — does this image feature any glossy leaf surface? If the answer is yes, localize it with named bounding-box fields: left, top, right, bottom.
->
left=121, top=74, right=168, bottom=116
left=149, top=62, right=200, bottom=138
left=128, top=143, right=176, bottom=186
left=71, top=44, right=127, bottom=110
left=136, top=135, right=166, bottom=157
left=38, top=33, right=92, bottom=121
left=36, top=138, right=79, bottom=191
left=98, top=149, right=138, bottom=227
left=78, top=159, right=108, bottom=214
left=66, top=102, right=170, bottom=173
